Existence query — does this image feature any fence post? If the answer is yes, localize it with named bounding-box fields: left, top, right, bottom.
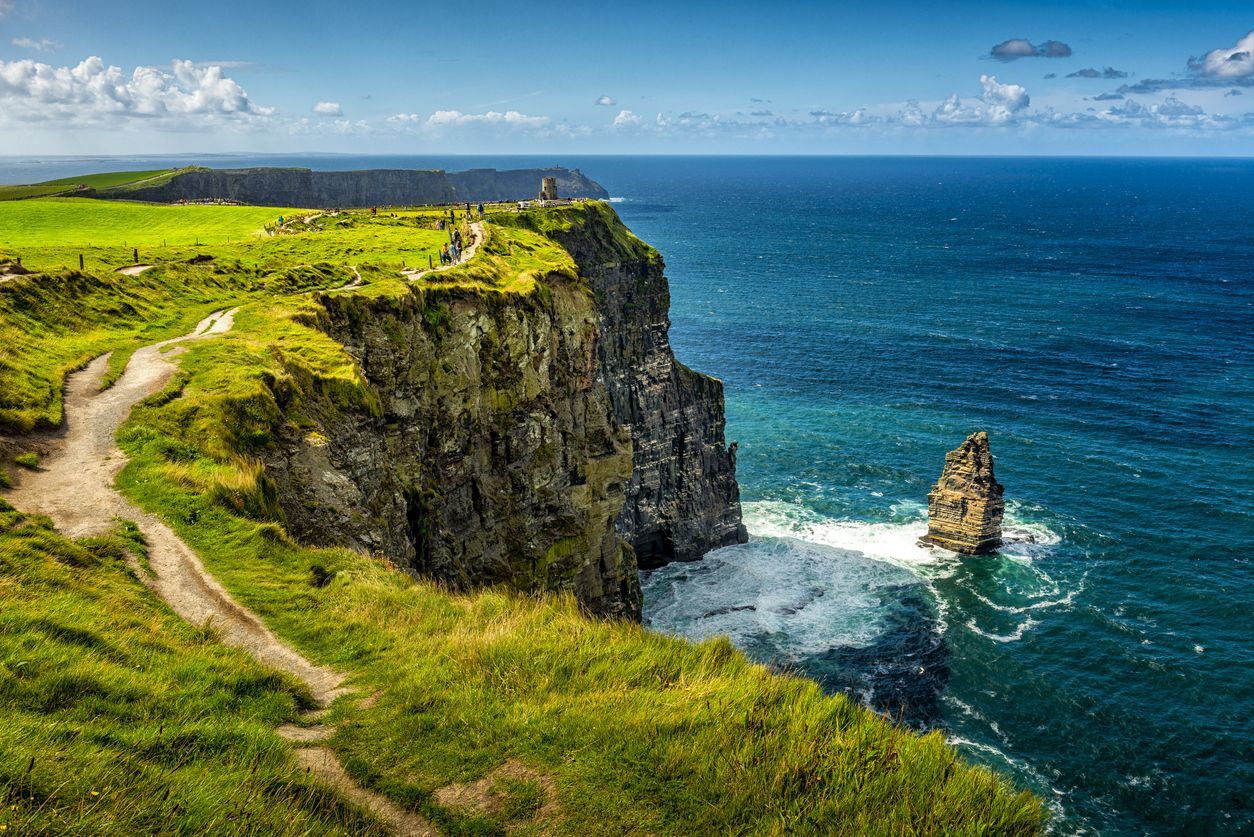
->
left=133, top=248, right=138, bottom=264
left=79, top=254, right=84, bottom=270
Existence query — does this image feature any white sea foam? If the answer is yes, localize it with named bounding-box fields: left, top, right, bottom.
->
left=742, top=500, right=947, bottom=572
left=607, top=196, right=626, bottom=203
left=965, top=616, right=1039, bottom=643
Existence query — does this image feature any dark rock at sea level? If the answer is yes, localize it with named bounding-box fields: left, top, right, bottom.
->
left=920, top=431, right=1004, bottom=554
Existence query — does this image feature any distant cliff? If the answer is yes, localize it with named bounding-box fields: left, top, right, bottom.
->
left=103, top=166, right=608, bottom=207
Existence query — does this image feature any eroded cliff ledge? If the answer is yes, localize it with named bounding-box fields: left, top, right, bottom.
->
left=263, top=203, right=744, bottom=618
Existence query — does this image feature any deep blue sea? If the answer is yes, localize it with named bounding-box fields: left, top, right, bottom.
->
left=3, top=154, right=1251, bottom=835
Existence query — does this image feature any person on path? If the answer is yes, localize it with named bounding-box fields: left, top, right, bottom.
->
left=441, top=244, right=450, bottom=265
left=478, top=202, right=484, bottom=218
left=453, top=228, right=462, bottom=248
left=451, top=242, right=460, bottom=263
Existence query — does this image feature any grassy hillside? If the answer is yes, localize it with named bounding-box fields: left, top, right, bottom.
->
left=0, top=198, right=1045, bottom=835
left=0, top=499, right=391, bottom=835
left=0, top=169, right=182, bottom=202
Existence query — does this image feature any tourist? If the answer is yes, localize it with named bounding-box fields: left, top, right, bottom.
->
left=453, top=228, right=462, bottom=248
left=451, top=242, right=460, bottom=263
left=478, top=202, right=484, bottom=218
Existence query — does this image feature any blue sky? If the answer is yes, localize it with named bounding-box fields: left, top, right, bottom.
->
left=0, top=0, right=1251, bottom=155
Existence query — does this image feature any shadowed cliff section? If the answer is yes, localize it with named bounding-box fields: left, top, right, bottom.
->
left=508, top=204, right=749, bottom=568
left=101, top=166, right=608, bottom=207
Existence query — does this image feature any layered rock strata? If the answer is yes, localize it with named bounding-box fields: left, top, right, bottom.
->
left=108, top=167, right=607, bottom=207
left=263, top=205, right=744, bottom=618
left=921, top=432, right=1004, bottom=554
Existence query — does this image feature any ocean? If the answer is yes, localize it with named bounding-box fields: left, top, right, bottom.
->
left=3, top=154, right=1251, bottom=835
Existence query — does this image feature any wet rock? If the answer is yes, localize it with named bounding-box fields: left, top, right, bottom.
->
left=920, top=431, right=1004, bottom=554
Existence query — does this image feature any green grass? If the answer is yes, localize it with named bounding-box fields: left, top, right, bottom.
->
left=0, top=169, right=182, bottom=202
left=0, top=197, right=1046, bottom=834
left=0, top=198, right=291, bottom=250
left=12, top=452, right=38, bottom=470
left=40, top=169, right=177, bottom=191
left=0, top=499, right=391, bottom=836
left=0, top=183, right=86, bottom=201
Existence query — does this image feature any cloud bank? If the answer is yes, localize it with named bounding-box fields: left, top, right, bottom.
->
left=312, top=101, right=342, bottom=116
left=0, top=56, right=273, bottom=126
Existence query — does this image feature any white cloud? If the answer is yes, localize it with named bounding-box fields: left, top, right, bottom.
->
left=1191, top=30, right=1254, bottom=79
left=612, top=108, right=641, bottom=127
left=386, top=112, right=420, bottom=123
left=312, top=100, right=342, bottom=116
left=979, top=74, right=1030, bottom=123
left=926, top=74, right=1031, bottom=126
left=11, top=37, right=61, bottom=52
left=0, top=56, right=274, bottom=127
left=425, top=109, right=550, bottom=128
left=595, top=94, right=616, bottom=106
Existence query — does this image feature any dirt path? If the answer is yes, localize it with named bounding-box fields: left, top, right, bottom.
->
left=115, top=264, right=155, bottom=276
left=2, top=312, right=439, bottom=837
left=401, top=221, right=485, bottom=281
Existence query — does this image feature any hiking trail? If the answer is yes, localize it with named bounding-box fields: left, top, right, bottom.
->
left=2, top=309, right=439, bottom=837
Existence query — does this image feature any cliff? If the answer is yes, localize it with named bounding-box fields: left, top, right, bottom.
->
left=921, top=431, right=1004, bottom=554
left=102, top=166, right=608, bottom=207
left=263, top=203, right=744, bottom=617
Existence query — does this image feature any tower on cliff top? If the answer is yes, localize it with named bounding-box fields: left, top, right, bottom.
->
left=920, top=431, right=1004, bottom=554
left=539, top=176, right=559, bottom=201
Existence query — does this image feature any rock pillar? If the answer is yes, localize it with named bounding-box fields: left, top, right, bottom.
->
left=921, top=431, right=1004, bottom=554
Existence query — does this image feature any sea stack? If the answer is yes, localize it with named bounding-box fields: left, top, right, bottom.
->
left=921, top=431, right=1004, bottom=554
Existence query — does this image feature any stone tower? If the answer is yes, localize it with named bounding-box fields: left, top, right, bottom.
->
left=539, top=176, right=559, bottom=201
left=921, top=431, right=1004, bottom=554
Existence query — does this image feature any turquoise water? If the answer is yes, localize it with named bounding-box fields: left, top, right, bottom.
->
left=610, top=157, right=1253, bottom=836
left=3, top=154, right=1250, bottom=834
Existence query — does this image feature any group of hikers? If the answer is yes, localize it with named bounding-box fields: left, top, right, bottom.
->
left=439, top=225, right=465, bottom=265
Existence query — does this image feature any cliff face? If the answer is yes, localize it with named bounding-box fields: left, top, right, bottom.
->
left=263, top=205, right=743, bottom=617
left=921, top=431, right=1004, bottom=554
left=541, top=218, right=748, bottom=568
left=109, top=167, right=608, bottom=208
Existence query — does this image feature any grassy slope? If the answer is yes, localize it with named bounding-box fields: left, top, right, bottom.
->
left=0, top=170, right=182, bottom=202
left=0, top=199, right=1045, bottom=835
left=40, top=169, right=176, bottom=190
left=0, top=499, right=391, bottom=835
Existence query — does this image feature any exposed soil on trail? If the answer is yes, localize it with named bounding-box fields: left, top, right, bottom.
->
left=401, top=221, right=485, bottom=281
left=1, top=310, right=439, bottom=835
left=115, top=264, right=155, bottom=276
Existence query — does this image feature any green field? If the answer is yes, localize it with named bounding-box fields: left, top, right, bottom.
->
left=0, top=198, right=291, bottom=250
left=37, top=169, right=177, bottom=190
left=0, top=198, right=1045, bottom=835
